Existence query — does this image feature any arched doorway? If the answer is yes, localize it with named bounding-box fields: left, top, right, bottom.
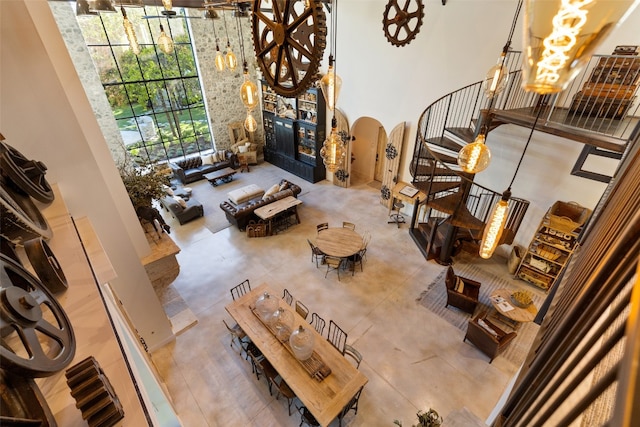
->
left=350, top=117, right=387, bottom=186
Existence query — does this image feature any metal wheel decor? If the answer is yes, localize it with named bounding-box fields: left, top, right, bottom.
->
left=252, top=0, right=327, bottom=97
left=24, top=237, right=69, bottom=294
left=0, top=141, right=54, bottom=204
left=1, top=181, right=53, bottom=244
left=385, top=143, right=398, bottom=160
left=382, top=0, right=425, bottom=47
left=381, top=185, right=391, bottom=200
left=0, top=369, right=57, bottom=426
left=0, top=254, right=75, bottom=377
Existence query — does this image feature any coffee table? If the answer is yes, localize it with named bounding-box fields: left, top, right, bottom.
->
left=490, top=289, right=538, bottom=328
left=203, top=167, right=236, bottom=186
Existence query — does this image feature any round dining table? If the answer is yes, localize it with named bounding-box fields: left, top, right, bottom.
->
left=316, top=227, right=363, bottom=258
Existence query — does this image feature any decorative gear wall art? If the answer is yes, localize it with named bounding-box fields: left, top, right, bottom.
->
left=381, top=185, right=391, bottom=200
left=382, top=0, right=425, bottom=47
left=335, top=169, right=348, bottom=182
left=252, top=0, right=327, bottom=97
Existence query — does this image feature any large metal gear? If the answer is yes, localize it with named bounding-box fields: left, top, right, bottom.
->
left=382, top=0, right=425, bottom=47
left=252, top=0, right=327, bottom=97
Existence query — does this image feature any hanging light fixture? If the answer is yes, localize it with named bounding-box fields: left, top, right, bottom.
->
left=457, top=134, right=491, bottom=174
left=319, top=55, right=342, bottom=111
left=121, top=6, right=141, bottom=55
left=479, top=102, right=545, bottom=259
left=244, top=112, right=258, bottom=133
left=319, top=0, right=345, bottom=172
left=522, top=0, right=640, bottom=94
left=222, top=10, right=238, bottom=71
left=203, top=8, right=219, bottom=20
left=234, top=6, right=259, bottom=132
left=208, top=11, right=226, bottom=71
left=157, top=23, right=174, bottom=54
left=458, top=0, right=522, bottom=174
left=161, top=0, right=176, bottom=16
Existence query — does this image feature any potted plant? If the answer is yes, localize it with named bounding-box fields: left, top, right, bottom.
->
left=117, top=159, right=169, bottom=209
left=394, top=408, right=443, bottom=427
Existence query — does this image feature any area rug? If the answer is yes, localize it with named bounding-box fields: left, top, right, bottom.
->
left=417, top=263, right=545, bottom=366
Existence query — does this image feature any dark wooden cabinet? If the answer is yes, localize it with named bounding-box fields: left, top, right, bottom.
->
left=260, top=80, right=326, bottom=183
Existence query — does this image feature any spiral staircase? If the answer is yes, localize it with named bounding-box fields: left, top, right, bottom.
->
left=407, top=51, right=640, bottom=264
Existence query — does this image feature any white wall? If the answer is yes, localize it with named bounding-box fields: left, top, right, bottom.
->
left=0, top=0, right=173, bottom=350
left=334, top=0, right=640, bottom=255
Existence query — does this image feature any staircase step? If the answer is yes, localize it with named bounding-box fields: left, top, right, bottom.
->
left=444, top=127, right=477, bottom=146
left=414, top=180, right=461, bottom=195
left=428, top=193, right=486, bottom=230
left=425, top=136, right=465, bottom=152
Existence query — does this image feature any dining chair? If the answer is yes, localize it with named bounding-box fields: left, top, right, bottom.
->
left=337, top=386, right=364, bottom=426
left=360, top=230, right=371, bottom=262
left=297, top=405, right=320, bottom=427
left=248, top=350, right=278, bottom=395
left=270, top=377, right=297, bottom=416
left=344, top=344, right=363, bottom=369
left=316, top=222, right=329, bottom=233
left=222, top=319, right=248, bottom=355
left=327, top=320, right=348, bottom=354
left=346, top=249, right=365, bottom=275
left=282, top=288, right=294, bottom=306
left=230, top=279, right=251, bottom=301
left=324, top=256, right=343, bottom=281
left=342, top=221, right=355, bottom=230
left=308, top=312, right=326, bottom=336
left=307, top=239, right=325, bottom=268
left=295, top=300, right=309, bottom=320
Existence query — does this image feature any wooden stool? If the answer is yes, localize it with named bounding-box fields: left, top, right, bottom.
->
left=239, top=156, right=250, bottom=173
left=388, top=200, right=405, bottom=227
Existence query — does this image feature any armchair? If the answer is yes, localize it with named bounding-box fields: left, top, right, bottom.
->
left=464, top=313, right=517, bottom=363
left=231, top=139, right=258, bottom=165
left=444, top=266, right=481, bottom=314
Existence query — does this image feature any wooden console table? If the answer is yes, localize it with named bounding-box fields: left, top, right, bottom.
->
left=255, top=196, right=302, bottom=235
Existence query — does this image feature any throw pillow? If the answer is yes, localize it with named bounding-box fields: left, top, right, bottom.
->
left=477, top=319, right=498, bottom=337
left=201, top=154, right=214, bottom=165
left=262, top=183, right=280, bottom=200
left=279, top=181, right=289, bottom=192
left=455, top=277, right=465, bottom=293
left=163, top=185, right=174, bottom=196
left=238, top=145, right=248, bottom=153
left=173, top=196, right=187, bottom=208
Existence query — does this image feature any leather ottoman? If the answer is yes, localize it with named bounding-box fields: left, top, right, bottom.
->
left=228, top=184, right=265, bottom=205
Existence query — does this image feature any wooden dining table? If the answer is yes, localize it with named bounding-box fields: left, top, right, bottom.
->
left=225, top=284, right=368, bottom=426
left=316, top=227, right=363, bottom=258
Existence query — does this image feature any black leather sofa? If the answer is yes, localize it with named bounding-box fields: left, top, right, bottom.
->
left=169, top=151, right=237, bottom=184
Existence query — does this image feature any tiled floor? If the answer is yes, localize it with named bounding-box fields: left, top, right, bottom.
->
left=151, top=163, right=533, bottom=427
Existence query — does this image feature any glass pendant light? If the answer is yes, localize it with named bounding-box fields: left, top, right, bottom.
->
left=457, top=134, right=491, bottom=174
left=479, top=189, right=511, bottom=259
left=215, top=48, right=226, bottom=71
left=483, top=52, right=509, bottom=98
left=121, top=7, right=141, bottom=55
left=320, top=119, right=346, bottom=172
left=522, top=0, right=640, bottom=94
left=157, top=24, right=174, bottom=55
left=225, top=42, right=238, bottom=70
left=240, top=67, right=259, bottom=110
left=244, top=111, right=258, bottom=133
left=319, top=56, right=342, bottom=111
left=161, top=0, right=176, bottom=16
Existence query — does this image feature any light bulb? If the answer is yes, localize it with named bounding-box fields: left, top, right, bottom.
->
left=319, top=64, right=342, bottom=111
left=483, top=52, right=508, bottom=97
left=225, top=43, right=238, bottom=70
left=122, top=12, right=141, bottom=55
left=244, top=111, right=258, bottom=133
left=479, top=190, right=511, bottom=259
left=215, top=47, right=225, bottom=71
left=522, top=0, right=638, bottom=94
left=240, top=71, right=259, bottom=110
left=457, top=134, right=491, bottom=174
left=320, top=127, right=346, bottom=172
left=157, top=24, right=174, bottom=54
left=162, top=0, right=172, bottom=11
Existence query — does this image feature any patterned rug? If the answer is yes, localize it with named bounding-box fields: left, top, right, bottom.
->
left=417, top=262, right=545, bottom=366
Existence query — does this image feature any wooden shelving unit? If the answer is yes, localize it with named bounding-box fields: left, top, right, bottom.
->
left=516, top=201, right=591, bottom=291
left=261, top=81, right=326, bottom=183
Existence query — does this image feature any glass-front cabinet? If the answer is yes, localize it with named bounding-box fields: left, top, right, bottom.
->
left=260, top=80, right=326, bottom=183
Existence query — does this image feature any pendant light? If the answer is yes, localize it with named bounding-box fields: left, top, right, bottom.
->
left=522, top=0, right=640, bottom=94
left=319, top=0, right=346, bottom=172
left=244, top=112, right=258, bottom=133
left=479, top=102, right=545, bottom=259
left=121, top=6, right=141, bottom=55
left=161, top=0, right=176, bottom=16
left=209, top=11, right=226, bottom=71
left=457, top=134, right=491, bottom=174
left=157, top=23, right=174, bottom=54
left=222, top=10, right=238, bottom=71
left=458, top=0, right=522, bottom=174
left=234, top=6, right=259, bottom=132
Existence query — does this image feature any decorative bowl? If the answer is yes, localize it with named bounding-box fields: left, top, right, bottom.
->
left=510, top=290, right=533, bottom=308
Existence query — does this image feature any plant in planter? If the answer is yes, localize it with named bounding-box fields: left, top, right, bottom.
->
left=394, top=408, right=443, bottom=427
